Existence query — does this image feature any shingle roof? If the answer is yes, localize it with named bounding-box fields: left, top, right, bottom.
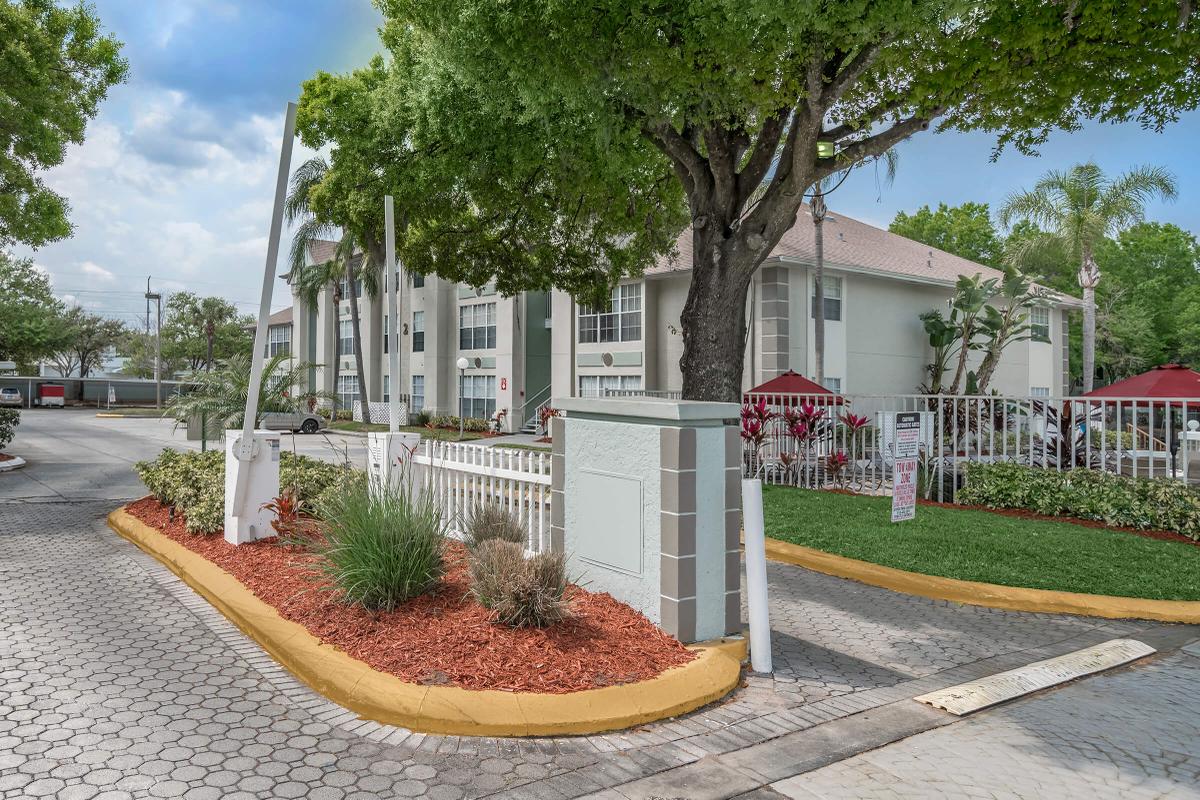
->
left=267, top=307, right=292, bottom=327
left=306, top=239, right=340, bottom=265
left=648, top=204, right=1081, bottom=306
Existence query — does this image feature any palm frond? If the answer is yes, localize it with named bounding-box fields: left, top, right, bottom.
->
left=285, top=156, right=330, bottom=224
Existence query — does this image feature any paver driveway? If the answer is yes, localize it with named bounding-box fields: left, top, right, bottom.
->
left=0, top=410, right=1193, bottom=798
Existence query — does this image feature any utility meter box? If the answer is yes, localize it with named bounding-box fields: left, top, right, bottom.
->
left=367, top=431, right=422, bottom=492
left=224, top=429, right=281, bottom=545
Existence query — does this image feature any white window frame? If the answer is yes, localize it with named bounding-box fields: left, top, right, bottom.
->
left=811, top=275, right=842, bottom=322
left=578, top=283, right=642, bottom=343
left=338, top=319, right=354, bottom=356
left=458, top=302, right=496, bottom=350
left=412, top=310, right=425, bottom=352
left=458, top=374, right=496, bottom=419
left=1030, top=306, right=1051, bottom=341
left=266, top=324, right=290, bottom=357
left=336, top=373, right=359, bottom=411
left=411, top=374, right=425, bottom=412
left=577, top=374, right=642, bottom=398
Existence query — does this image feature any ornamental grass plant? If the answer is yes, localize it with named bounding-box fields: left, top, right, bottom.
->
left=463, top=502, right=527, bottom=550
left=314, top=475, right=447, bottom=611
left=468, top=539, right=569, bottom=628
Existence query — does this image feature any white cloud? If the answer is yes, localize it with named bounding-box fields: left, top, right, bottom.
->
left=79, top=261, right=115, bottom=282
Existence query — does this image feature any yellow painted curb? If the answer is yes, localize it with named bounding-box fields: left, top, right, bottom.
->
left=764, top=536, right=1200, bottom=623
left=107, top=506, right=745, bottom=736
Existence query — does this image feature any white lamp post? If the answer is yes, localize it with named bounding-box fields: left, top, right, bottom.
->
left=456, top=356, right=469, bottom=440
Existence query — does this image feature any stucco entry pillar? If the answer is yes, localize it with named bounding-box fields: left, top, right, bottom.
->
left=551, top=397, right=742, bottom=643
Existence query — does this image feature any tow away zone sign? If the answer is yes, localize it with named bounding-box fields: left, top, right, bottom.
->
left=891, top=411, right=920, bottom=523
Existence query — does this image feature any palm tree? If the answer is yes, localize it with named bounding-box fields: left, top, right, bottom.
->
left=166, top=352, right=329, bottom=430
left=1000, top=162, right=1177, bottom=393
left=809, top=151, right=897, bottom=385
left=284, top=157, right=380, bottom=423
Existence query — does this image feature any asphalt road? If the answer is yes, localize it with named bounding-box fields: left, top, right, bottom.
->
left=0, top=408, right=365, bottom=503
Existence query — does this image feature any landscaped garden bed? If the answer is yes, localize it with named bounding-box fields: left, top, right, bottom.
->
left=123, top=494, right=693, bottom=693
left=763, top=484, right=1200, bottom=601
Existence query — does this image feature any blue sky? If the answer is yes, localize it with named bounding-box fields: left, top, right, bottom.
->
left=17, top=1, right=1200, bottom=323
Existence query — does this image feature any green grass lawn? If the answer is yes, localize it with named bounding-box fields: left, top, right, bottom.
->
left=327, top=421, right=487, bottom=441
left=491, top=442, right=551, bottom=452
left=762, top=485, right=1200, bottom=600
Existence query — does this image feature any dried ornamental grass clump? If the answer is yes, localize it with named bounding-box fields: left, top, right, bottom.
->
left=469, top=539, right=570, bottom=628
left=464, top=502, right=527, bottom=550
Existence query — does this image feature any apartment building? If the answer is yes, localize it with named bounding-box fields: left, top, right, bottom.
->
left=289, top=208, right=1079, bottom=432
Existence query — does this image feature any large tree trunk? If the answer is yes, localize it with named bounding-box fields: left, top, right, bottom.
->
left=679, top=223, right=757, bottom=403
left=811, top=195, right=827, bottom=385
left=345, top=259, right=372, bottom=424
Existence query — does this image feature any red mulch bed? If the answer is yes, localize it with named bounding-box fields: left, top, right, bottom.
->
left=916, top=497, right=1200, bottom=549
left=125, top=498, right=694, bottom=693
left=0, top=453, right=13, bottom=462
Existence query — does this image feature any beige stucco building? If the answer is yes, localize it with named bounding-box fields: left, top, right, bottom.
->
left=286, top=208, right=1079, bottom=432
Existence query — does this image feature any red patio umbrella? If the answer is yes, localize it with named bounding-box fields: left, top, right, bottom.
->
left=1085, top=364, right=1200, bottom=403
left=744, top=370, right=845, bottom=405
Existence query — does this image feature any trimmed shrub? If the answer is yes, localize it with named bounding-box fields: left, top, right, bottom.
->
left=315, top=475, right=446, bottom=610
left=410, top=409, right=432, bottom=427
left=133, top=448, right=347, bottom=535
left=432, top=415, right=491, bottom=433
left=0, top=408, right=19, bottom=450
left=959, top=462, right=1200, bottom=540
left=468, top=540, right=569, bottom=628
left=464, top=503, right=526, bottom=550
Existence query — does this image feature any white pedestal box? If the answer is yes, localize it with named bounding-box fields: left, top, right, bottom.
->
left=224, top=430, right=281, bottom=545
left=367, top=432, right=423, bottom=492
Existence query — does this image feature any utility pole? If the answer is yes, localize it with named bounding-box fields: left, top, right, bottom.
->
left=145, top=278, right=162, bottom=409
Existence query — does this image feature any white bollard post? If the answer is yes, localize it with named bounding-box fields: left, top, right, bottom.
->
left=741, top=478, right=772, bottom=673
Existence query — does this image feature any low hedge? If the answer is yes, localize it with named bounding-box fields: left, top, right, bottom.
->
left=134, top=448, right=354, bottom=534
left=0, top=408, right=18, bottom=450
left=959, top=462, right=1200, bottom=541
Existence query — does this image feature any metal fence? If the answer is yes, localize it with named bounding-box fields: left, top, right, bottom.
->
left=410, top=440, right=553, bottom=552
left=740, top=391, right=1200, bottom=500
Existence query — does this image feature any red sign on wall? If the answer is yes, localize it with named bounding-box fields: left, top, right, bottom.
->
left=500, top=377, right=507, bottom=391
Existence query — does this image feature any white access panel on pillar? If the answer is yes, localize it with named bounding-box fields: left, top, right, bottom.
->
left=224, top=430, right=281, bottom=545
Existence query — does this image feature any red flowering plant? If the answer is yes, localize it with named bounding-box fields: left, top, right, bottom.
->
left=825, top=450, right=850, bottom=488
left=741, top=400, right=776, bottom=475
left=261, top=487, right=311, bottom=546
left=835, top=412, right=872, bottom=489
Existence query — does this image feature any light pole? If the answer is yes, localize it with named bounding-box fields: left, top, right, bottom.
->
left=456, top=356, right=469, bottom=441
left=145, top=280, right=162, bottom=409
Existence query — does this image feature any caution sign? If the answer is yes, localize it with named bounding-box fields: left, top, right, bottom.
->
left=891, top=412, right=920, bottom=523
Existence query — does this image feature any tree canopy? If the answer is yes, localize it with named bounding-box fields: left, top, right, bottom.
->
left=0, top=0, right=127, bottom=247
left=47, top=305, right=124, bottom=378
left=370, top=0, right=1198, bottom=399
left=889, top=202, right=1004, bottom=267
left=0, top=249, right=64, bottom=370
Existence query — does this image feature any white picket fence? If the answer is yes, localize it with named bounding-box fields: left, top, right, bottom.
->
left=410, top=440, right=553, bottom=552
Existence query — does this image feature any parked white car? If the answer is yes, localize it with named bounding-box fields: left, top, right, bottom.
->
left=0, top=387, right=22, bottom=407
left=260, top=410, right=327, bottom=434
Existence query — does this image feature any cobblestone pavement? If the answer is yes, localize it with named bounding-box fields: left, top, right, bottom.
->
left=0, top=411, right=1188, bottom=798
left=765, top=648, right=1200, bottom=799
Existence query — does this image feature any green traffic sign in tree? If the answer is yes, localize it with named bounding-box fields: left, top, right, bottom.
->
left=367, top=1, right=1198, bottom=400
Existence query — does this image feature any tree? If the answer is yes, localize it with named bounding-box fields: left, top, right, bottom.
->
left=165, top=352, right=327, bottom=429
left=284, top=157, right=377, bottom=423
left=378, top=0, right=1198, bottom=401
left=1000, top=162, right=1179, bottom=392
left=0, top=0, right=127, bottom=247
left=48, top=305, right=124, bottom=377
left=973, top=267, right=1047, bottom=392
left=159, top=292, right=253, bottom=373
left=0, top=250, right=64, bottom=370
left=889, top=203, right=1003, bottom=266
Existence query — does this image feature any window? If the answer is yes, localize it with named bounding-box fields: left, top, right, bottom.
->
left=337, top=277, right=363, bottom=301
left=1031, top=386, right=1051, bottom=397
left=459, top=374, right=496, bottom=419
left=458, top=302, right=496, bottom=349
left=822, top=377, right=842, bottom=393
left=383, top=374, right=390, bottom=403
left=336, top=374, right=358, bottom=411
left=1030, top=306, right=1051, bottom=341
left=411, top=375, right=424, bottom=412
left=812, top=276, right=842, bottom=322
left=577, top=374, right=642, bottom=398
left=338, top=320, right=354, bottom=356
left=383, top=314, right=389, bottom=355
left=266, top=324, right=290, bottom=357
left=578, top=283, right=642, bottom=343
left=412, top=273, right=425, bottom=289
left=412, top=311, right=425, bottom=352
